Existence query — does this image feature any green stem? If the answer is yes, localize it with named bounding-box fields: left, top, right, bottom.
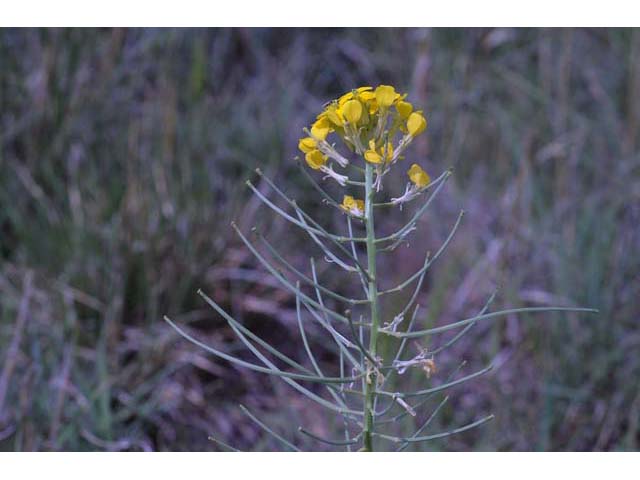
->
left=362, top=161, right=381, bottom=451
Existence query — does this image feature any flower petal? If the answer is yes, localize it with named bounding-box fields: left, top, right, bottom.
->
left=298, top=137, right=316, bottom=154
left=305, top=149, right=327, bottom=170
left=364, top=149, right=383, bottom=164
left=407, top=111, right=427, bottom=137
left=311, top=117, right=331, bottom=140
left=375, top=85, right=398, bottom=108
left=342, top=99, right=363, bottom=124
left=396, top=100, right=413, bottom=119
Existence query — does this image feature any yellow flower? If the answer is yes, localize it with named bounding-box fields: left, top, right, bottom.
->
left=396, top=100, right=413, bottom=119
left=305, top=149, right=327, bottom=170
left=359, top=90, right=375, bottom=102
left=375, top=85, right=398, bottom=108
left=408, top=163, right=430, bottom=188
left=325, top=104, right=345, bottom=127
left=342, top=195, right=355, bottom=209
left=342, top=99, right=363, bottom=124
left=407, top=112, right=427, bottom=137
left=341, top=195, right=365, bottom=216
left=364, top=140, right=393, bottom=164
left=311, top=116, right=331, bottom=140
left=298, top=137, right=316, bottom=154
left=364, top=140, right=383, bottom=164
left=364, top=150, right=382, bottom=164
left=336, top=87, right=379, bottom=114
left=338, top=86, right=373, bottom=106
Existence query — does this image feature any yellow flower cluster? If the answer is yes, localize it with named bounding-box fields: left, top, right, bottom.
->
left=298, top=84, right=430, bottom=203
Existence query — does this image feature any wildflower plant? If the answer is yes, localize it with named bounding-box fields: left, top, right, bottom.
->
left=165, top=85, right=597, bottom=451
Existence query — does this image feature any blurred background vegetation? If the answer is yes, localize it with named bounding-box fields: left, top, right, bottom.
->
left=0, top=28, right=638, bottom=451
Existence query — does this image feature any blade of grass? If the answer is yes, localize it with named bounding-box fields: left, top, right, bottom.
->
left=208, top=435, right=241, bottom=452
left=384, top=307, right=599, bottom=339
left=376, top=169, right=452, bottom=246
left=397, top=395, right=450, bottom=451
left=256, top=230, right=369, bottom=305
left=377, top=361, right=467, bottom=425
left=232, top=223, right=354, bottom=327
left=427, top=291, right=497, bottom=356
left=295, top=209, right=359, bottom=273
left=378, top=363, right=494, bottom=399
left=298, top=427, right=361, bottom=446
left=299, top=298, right=362, bottom=371
left=164, top=316, right=359, bottom=385
left=199, top=299, right=363, bottom=417
left=239, top=404, right=300, bottom=452
left=295, top=285, right=352, bottom=410
left=198, top=289, right=312, bottom=375
left=254, top=169, right=372, bottom=278
left=379, top=210, right=463, bottom=296
left=375, top=414, right=495, bottom=444
left=246, top=179, right=366, bottom=244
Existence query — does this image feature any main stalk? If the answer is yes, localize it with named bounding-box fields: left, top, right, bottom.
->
left=362, top=161, right=381, bottom=451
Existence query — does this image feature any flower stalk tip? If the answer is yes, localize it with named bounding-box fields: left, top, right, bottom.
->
left=298, top=84, right=428, bottom=192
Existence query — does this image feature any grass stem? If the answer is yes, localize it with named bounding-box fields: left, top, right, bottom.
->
left=362, top=161, right=381, bottom=451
